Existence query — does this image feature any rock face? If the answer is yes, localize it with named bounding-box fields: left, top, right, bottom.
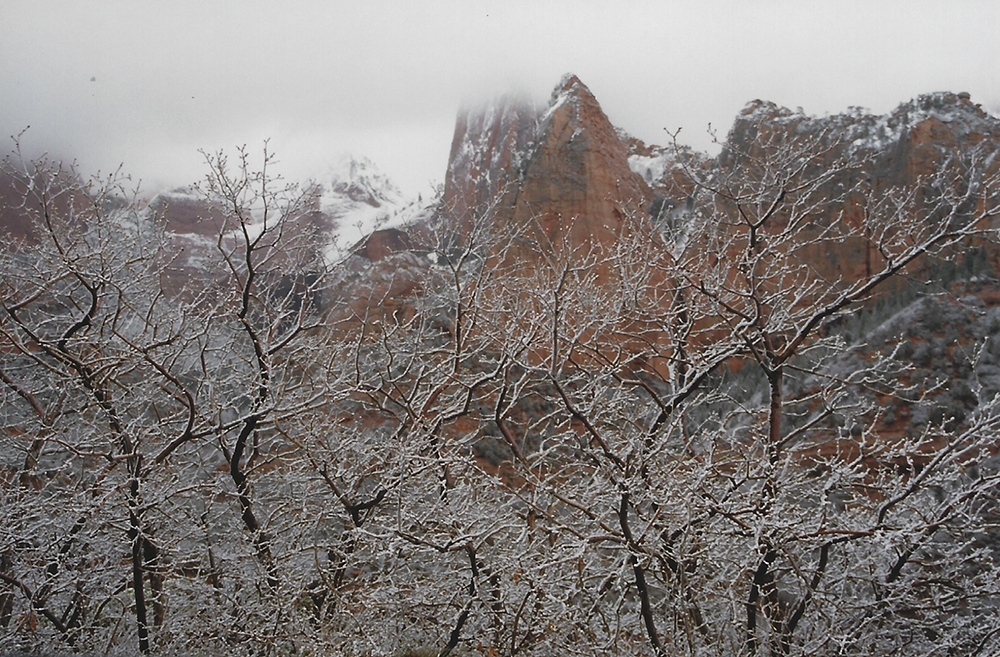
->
left=442, top=79, right=999, bottom=280
left=509, top=75, right=653, bottom=252
left=149, top=189, right=227, bottom=238
left=0, top=169, right=40, bottom=243
left=441, top=92, right=539, bottom=234
left=0, top=169, right=101, bottom=245
left=354, top=227, right=412, bottom=262
left=719, top=92, right=1000, bottom=285
left=442, top=74, right=653, bottom=253
left=724, top=91, right=1000, bottom=190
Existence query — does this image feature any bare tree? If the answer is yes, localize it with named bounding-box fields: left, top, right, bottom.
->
left=482, top=127, right=1000, bottom=656
left=0, top=144, right=186, bottom=652
left=0, top=122, right=998, bottom=657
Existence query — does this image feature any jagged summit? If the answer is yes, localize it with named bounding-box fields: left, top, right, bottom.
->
left=727, top=91, right=1000, bottom=191
left=882, top=91, right=991, bottom=131
left=509, top=73, right=651, bottom=249
left=319, top=155, right=403, bottom=211
left=730, top=91, right=999, bottom=154
left=442, top=73, right=651, bottom=251
left=540, top=73, right=587, bottom=121
left=556, top=72, right=584, bottom=92
left=310, top=156, right=432, bottom=262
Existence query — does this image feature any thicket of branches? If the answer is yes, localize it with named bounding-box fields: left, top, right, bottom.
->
left=1, top=129, right=999, bottom=657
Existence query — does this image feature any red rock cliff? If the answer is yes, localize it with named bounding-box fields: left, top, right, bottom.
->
left=442, top=75, right=653, bottom=254
left=508, top=75, right=653, bottom=253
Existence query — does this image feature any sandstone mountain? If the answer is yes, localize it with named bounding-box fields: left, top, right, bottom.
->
left=714, top=91, right=1000, bottom=285
left=443, top=74, right=652, bottom=255
left=432, top=77, right=1000, bottom=440
left=439, top=76, right=1000, bottom=295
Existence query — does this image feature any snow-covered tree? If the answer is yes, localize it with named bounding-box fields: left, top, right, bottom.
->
left=1, top=125, right=999, bottom=656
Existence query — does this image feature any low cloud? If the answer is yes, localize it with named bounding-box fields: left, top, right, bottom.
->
left=3, top=0, right=998, bottom=196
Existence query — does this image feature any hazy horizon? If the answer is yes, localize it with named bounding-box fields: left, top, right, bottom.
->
left=3, top=0, right=998, bottom=197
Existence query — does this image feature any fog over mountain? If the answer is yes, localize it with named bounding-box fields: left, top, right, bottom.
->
left=5, top=5, right=1000, bottom=653
left=2, top=0, right=998, bottom=195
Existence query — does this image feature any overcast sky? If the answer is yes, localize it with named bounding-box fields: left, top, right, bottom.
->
left=2, top=0, right=998, bottom=196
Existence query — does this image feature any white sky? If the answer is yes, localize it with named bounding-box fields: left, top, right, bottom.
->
left=2, top=0, right=998, bottom=196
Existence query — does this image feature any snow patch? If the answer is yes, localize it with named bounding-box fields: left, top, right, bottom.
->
left=313, top=155, right=435, bottom=264
left=736, top=92, right=998, bottom=158
left=628, top=153, right=672, bottom=185
left=540, top=74, right=582, bottom=126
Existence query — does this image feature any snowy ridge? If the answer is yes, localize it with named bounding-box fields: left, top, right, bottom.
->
left=149, top=186, right=203, bottom=205
left=735, top=92, right=999, bottom=156
left=324, top=197, right=432, bottom=264
left=150, top=155, right=434, bottom=267
left=314, top=155, right=432, bottom=262
left=628, top=152, right=673, bottom=185
left=828, top=92, right=994, bottom=155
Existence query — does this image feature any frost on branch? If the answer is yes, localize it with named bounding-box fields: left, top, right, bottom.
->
left=0, top=123, right=999, bottom=657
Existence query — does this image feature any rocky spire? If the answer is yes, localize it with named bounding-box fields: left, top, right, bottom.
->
left=508, top=74, right=652, bottom=251
left=441, top=74, right=653, bottom=251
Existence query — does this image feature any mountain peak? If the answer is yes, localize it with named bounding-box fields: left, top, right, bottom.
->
left=510, top=73, right=651, bottom=251
left=555, top=72, right=585, bottom=94
left=323, top=155, right=401, bottom=209
left=441, top=74, right=652, bottom=253
left=542, top=73, right=597, bottom=123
